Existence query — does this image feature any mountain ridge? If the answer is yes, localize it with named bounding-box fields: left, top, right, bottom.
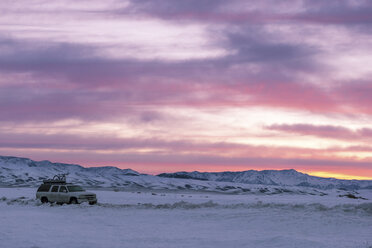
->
left=1, top=155, right=372, bottom=190
left=157, top=169, right=372, bottom=190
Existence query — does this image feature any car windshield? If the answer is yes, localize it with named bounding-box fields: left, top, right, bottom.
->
left=67, top=186, right=85, bottom=192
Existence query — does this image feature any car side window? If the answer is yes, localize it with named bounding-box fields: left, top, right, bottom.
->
left=37, top=184, right=51, bottom=192
left=59, top=186, right=67, bottom=193
left=51, top=186, right=59, bottom=192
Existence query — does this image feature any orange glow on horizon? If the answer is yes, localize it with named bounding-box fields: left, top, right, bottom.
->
left=81, top=162, right=372, bottom=180
left=304, top=171, right=372, bottom=180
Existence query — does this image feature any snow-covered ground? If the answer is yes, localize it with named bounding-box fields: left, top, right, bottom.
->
left=1, top=187, right=372, bottom=248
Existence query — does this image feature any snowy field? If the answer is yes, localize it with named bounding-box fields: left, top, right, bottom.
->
left=1, top=187, right=372, bottom=248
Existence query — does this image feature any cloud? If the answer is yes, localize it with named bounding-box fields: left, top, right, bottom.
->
left=1, top=129, right=371, bottom=160
left=335, top=81, right=372, bottom=115
left=0, top=22, right=369, bottom=125
left=0, top=32, right=335, bottom=123
left=5, top=0, right=368, bottom=124
left=298, top=0, right=372, bottom=26
left=128, top=0, right=225, bottom=16
left=127, top=0, right=372, bottom=28
left=0, top=0, right=372, bottom=177
left=1, top=124, right=372, bottom=175
left=266, top=123, right=372, bottom=141
left=2, top=145, right=372, bottom=175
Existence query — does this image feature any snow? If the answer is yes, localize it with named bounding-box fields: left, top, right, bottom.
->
left=1, top=187, right=372, bottom=248
left=1, top=155, right=372, bottom=247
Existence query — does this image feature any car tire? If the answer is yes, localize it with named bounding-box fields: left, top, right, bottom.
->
left=41, top=197, right=48, bottom=204
left=70, top=198, right=78, bottom=204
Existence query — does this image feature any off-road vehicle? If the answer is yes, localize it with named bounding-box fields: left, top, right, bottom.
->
left=36, top=174, right=97, bottom=205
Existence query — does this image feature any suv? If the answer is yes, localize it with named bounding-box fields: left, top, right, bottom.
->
left=36, top=175, right=97, bottom=205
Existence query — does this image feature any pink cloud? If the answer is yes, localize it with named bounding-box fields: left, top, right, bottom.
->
left=1, top=130, right=372, bottom=174
left=335, top=81, right=372, bottom=115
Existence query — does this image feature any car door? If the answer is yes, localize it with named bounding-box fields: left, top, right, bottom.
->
left=58, top=186, right=69, bottom=203
left=49, top=185, right=59, bottom=202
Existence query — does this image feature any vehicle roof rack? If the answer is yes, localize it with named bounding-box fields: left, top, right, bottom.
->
left=43, top=174, right=67, bottom=184
left=42, top=179, right=66, bottom=184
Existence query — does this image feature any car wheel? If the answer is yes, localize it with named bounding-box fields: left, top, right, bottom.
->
left=41, top=197, right=48, bottom=204
left=70, top=198, right=78, bottom=204
left=89, top=201, right=96, bottom=205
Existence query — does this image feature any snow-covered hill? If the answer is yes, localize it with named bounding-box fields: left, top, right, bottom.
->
left=0, top=155, right=142, bottom=187
left=158, top=170, right=372, bottom=190
left=1, top=155, right=372, bottom=192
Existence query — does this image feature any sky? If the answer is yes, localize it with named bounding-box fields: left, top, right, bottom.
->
left=1, top=0, right=372, bottom=179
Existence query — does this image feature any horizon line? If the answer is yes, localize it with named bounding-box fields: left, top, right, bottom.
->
left=1, top=154, right=372, bottom=181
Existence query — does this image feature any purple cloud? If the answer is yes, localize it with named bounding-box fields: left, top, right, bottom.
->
left=266, top=124, right=372, bottom=141
left=128, top=0, right=372, bottom=27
